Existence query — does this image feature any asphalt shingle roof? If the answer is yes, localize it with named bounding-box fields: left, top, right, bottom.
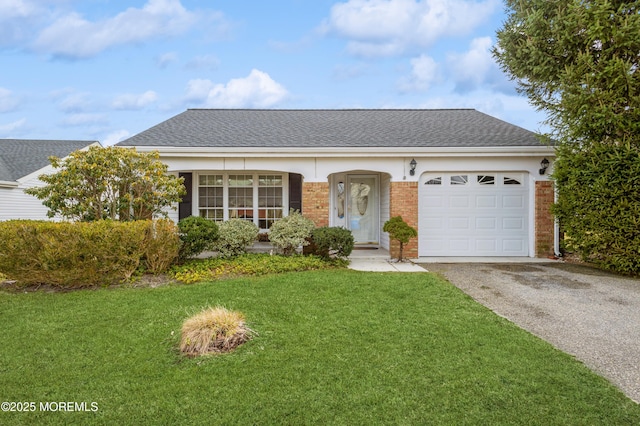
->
left=0, top=139, right=96, bottom=182
left=117, top=109, right=544, bottom=149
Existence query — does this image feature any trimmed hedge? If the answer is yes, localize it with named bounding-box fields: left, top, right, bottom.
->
left=0, top=219, right=179, bottom=288
left=553, top=142, right=640, bottom=274
left=143, top=219, right=181, bottom=274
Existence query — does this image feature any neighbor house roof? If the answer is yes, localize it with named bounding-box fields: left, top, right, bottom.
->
left=116, top=109, right=545, bottom=149
left=0, top=139, right=97, bottom=183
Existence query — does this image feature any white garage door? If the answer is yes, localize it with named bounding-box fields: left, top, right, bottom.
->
left=419, top=173, right=529, bottom=256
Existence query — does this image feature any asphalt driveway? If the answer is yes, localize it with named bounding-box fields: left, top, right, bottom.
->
left=424, top=262, right=640, bottom=404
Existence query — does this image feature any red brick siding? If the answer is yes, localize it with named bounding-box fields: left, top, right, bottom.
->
left=535, top=181, right=555, bottom=257
left=389, top=182, right=419, bottom=259
left=301, top=182, right=329, bottom=227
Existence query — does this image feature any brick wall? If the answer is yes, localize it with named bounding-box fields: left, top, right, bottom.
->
left=389, top=181, right=419, bottom=259
left=301, top=182, right=329, bottom=227
left=535, top=181, right=555, bottom=257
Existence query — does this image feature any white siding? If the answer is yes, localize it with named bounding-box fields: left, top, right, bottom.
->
left=0, top=174, right=54, bottom=221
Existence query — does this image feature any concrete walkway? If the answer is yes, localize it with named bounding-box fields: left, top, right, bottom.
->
left=348, top=248, right=427, bottom=272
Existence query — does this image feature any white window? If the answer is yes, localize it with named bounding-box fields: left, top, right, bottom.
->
left=477, top=175, right=495, bottom=185
left=504, top=176, right=522, bottom=185
left=425, top=177, right=442, bottom=185
left=258, top=175, right=284, bottom=229
left=198, top=174, right=224, bottom=221
left=229, top=175, right=254, bottom=221
left=451, top=175, right=468, bottom=185
left=197, top=172, right=287, bottom=229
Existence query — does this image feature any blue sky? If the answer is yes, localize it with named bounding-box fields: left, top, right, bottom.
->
left=0, top=0, right=547, bottom=145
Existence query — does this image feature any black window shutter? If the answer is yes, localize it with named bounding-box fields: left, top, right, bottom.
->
left=179, top=172, right=193, bottom=220
left=289, top=173, right=302, bottom=213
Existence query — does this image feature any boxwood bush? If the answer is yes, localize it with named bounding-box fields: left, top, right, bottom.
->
left=553, top=142, right=640, bottom=274
left=306, top=226, right=354, bottom=259
left=177, top=216, right=219, bottom=260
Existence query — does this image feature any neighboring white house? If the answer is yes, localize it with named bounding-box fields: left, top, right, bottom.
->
left=0, top=139, right=99, bottom=221
left=116, top=109, right=557, bottom=259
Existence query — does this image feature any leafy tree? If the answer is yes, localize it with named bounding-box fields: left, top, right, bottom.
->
left=26, top=146, right=185, bottom=221
left=383, top=216, right=417, bottom=261
left=494, top=1, right=640, bottom=273
left=493, top=0, right=640, bottom=146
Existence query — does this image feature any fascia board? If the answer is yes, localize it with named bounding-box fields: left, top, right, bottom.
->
left=132, top=145, right=556, bottom=158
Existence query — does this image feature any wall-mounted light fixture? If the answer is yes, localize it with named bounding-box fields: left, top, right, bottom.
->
left=409, top=158, right=417, bottom=176
left=539, top=158, right=550, bottom=175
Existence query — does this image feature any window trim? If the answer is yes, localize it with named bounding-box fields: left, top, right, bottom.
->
left=194, top=172, right=289, bottom=230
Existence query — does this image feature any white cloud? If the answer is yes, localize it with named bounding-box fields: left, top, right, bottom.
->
left=185, top=69, right=289, bottom=108
left=398, top=54, right=440, bottom=92
left=322, top=0, right=498, bottom=57
left=112, top=91, right=158, bottom=110
left=0, top=0, right=45, bottom=45
left=0, top=87, right=20, bottom=112
left=0, top=0, right=40, bottom=19
left=404, top=91, right=547, bottom=133
left=185, top=79, right=215, bottom=103
left=0, top=118, right=27, bottom=135
left=33, top=0, right=199, bottom=58
left=56, top=91, right=92, bottom=113
left=102, top=129, right=131, bottom=146
left=446, top=37, right=514, bottom=93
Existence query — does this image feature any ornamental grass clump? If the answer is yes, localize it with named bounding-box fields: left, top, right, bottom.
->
left=180, top=307, right=253, bottom=357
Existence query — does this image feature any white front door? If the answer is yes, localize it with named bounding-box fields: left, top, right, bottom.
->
left=419, top=172, right=529, bottom=256
left=346, top=175, right=379, bottom=245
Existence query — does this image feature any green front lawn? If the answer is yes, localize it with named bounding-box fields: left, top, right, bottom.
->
left=1, top=270, right=638, bottom=425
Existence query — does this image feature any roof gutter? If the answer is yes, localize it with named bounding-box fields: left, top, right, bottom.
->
left=0, top=180, right=19, bottom=188
left=130, top=145, right=556, bottom=158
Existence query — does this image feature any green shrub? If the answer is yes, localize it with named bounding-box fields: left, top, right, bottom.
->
left=143, top=219, right=181, bottom=274
left=307, top=226, right=354, bottom=259
left=383, top=216, right=417, bottom=261
left=0, top=220, right=149, bottom=287
left=269, top=210, right=315, bottom=255
left=553, top=142, right=640, bottom=274
left=215, top=219, right=259, bottom=258
left=177, top=216, right=219, bottom=260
